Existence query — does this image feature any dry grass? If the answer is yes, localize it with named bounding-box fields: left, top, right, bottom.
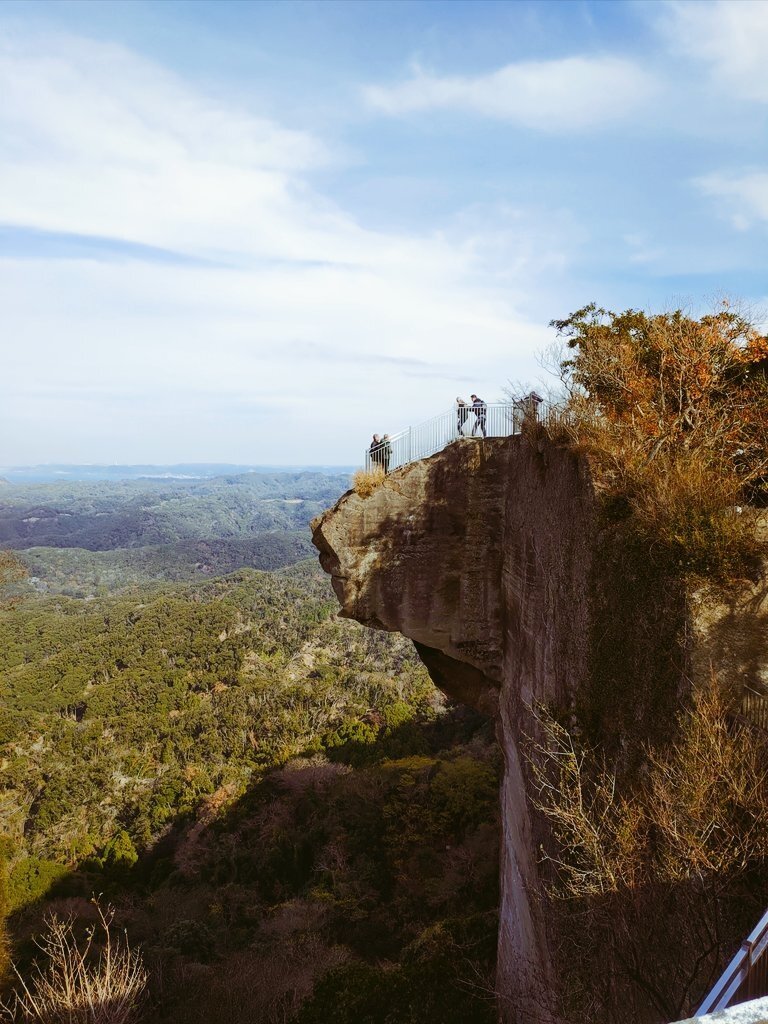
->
left=629, top=452, right=757, bottom=575
left=1, top=902, right=147, bottom=1024
left=567, top=417, right=759, bottom=573
left=527, top=688, right=768, bottom=1022
left=353, top=467, right=385, bottom=498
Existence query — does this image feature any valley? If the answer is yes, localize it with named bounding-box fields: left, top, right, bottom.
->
left=0, top=470, right=498, bottom=1023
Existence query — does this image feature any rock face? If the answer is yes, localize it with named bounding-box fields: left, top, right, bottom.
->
left=311, top=435, right=694, bottom=1022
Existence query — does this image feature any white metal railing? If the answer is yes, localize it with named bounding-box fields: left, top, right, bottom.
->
left=364, top=397, right=559, bottom=472
left=697, top=906, right=768, bottom=1015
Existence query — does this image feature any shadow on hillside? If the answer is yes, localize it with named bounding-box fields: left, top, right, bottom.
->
left=8, top=696, right=768, bottom=1024
left=6, top=703, right=500, bottom=1024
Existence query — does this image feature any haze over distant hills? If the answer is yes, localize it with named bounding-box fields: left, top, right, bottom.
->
left=0, top=467, right=352, bottom=595
left=0, top=463, right=356, bottom=484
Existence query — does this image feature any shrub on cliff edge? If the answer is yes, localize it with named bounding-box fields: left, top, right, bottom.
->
left=353, top=467, right=385, bottom=498
left=550, top=302, right=768, bottom=575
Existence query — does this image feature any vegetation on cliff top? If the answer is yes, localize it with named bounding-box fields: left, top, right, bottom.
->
left=352, top=467, right=385, bottom=498
left=551, top=302, right=768, bottom=575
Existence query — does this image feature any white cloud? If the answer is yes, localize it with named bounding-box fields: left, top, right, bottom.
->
left=696, top=170, right=768, bottom=228
left=659, top=0, right=768, bottom=102
left=623, top=232, right=666, bottom=266
left=363, top=56, right=656, bottom=131
left=2, top=254, right=551, bottom=464
left=0, top=30, right=555, bottom=464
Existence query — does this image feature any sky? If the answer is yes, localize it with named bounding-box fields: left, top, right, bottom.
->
left=3, top=0, right=768, bottom=467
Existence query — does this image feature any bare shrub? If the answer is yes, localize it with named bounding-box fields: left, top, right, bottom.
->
left=526, top=709, right=644, bottom=897
left=529, top=689, right=768, bottom=898
left=648, top=687, right=768, bottom=880
left=527, top=691, right=768, bottom=1022
left=352, top=467, right=385, bottom=498
left=2, top=902, right=147, bottom=1024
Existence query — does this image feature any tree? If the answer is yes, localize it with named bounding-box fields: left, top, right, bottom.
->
left=0, top=844, right=10, bottom=991
left=551, top=303, right=768, bottom=572
left=0, top=551, right=26, bottom=607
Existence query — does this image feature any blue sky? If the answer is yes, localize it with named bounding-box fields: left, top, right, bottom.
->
left=3, top=0, right=768, bottom=465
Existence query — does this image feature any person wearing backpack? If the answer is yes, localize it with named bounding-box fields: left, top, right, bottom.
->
left=470, top=394, right=487, bottom=437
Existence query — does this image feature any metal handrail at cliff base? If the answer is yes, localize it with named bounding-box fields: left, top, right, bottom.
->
left=696, top=906, right=768, bottom=1015
left=364, top=400, right=563, bottom=472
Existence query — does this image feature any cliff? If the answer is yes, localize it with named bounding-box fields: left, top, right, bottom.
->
left=311, top=435, right=767, bottom=1023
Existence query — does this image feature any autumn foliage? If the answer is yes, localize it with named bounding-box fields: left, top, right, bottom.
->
left=551, top=303, right=768, bottom=573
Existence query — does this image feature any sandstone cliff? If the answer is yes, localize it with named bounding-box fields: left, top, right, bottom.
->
left=311, top=435, right=764, bottom=1023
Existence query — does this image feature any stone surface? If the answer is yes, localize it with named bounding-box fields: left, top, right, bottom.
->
left=313, top=436, right=599, bottom=1023
left=312, top=434, right=757, bottom=1022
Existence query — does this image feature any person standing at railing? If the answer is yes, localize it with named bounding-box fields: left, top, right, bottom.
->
left=369, top=434, right=383, bottom=469
left=513, top=392, right=542, bottom=431
left=381, top=434, right=392, bottom=473
left=525, top=391, right=544, bottom=419
left=470, top=394, right=487, bottom=437
left=456, top=397, right=470, bottom=436
left=513, top=391, right=544, bottom=432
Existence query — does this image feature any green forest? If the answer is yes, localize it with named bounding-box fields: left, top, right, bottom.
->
left=0, top=474, right=499, bottom=1023
left=0, top=472, right=349, bottom=596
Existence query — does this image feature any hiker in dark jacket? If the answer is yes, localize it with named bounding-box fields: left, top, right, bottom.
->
left=470, top=394, right=487, bottom=437
left=369, top=434, right=383, bottom=468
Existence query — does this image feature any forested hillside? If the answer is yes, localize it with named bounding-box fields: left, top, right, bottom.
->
left=0, top=474, right=499, bottom=1023
left=1, top=472, right=349, bottom=594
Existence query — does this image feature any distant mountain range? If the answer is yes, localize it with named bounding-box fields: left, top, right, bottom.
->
left=0, top=463, right=356, bottom=483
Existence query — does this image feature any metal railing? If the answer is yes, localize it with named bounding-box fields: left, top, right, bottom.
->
left=364, top=399, right=562, bottom=472
left=739, top=688, right=768, bottom=733
left=697, top=907, right=768, bottom=1014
